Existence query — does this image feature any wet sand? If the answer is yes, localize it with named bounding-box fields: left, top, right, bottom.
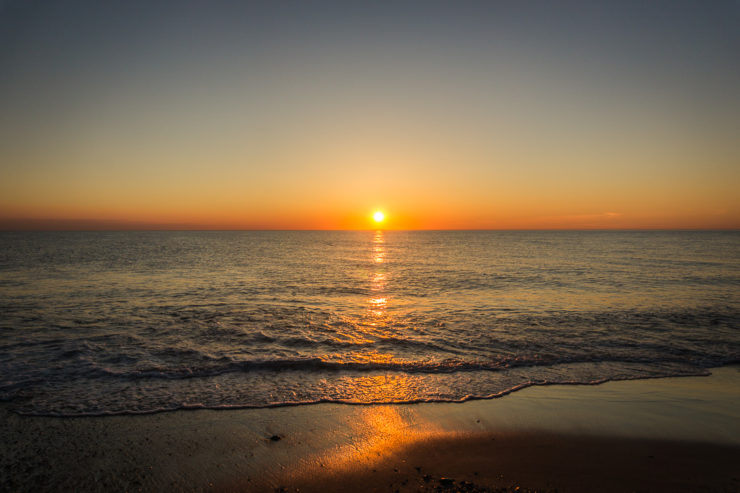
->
left=288, top=433, right=740, bottom=493
left=2, top=367, right=739, bottom=492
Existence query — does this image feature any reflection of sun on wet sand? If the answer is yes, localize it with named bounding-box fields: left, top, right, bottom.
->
left=296, top=405, right=446, bottom=478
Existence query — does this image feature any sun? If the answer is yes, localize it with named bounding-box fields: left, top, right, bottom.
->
left=373, top=211, right=385, bottom=223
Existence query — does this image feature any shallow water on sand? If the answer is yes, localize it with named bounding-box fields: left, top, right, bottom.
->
left=1, top=230, right=738, bottom=415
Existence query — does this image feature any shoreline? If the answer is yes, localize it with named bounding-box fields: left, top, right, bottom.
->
left=9, top=367, right=717, bottom=418
left=2, top=366, right=739, bottom=491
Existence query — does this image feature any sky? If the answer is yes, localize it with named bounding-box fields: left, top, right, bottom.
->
left=0, top=0, right=738, bottom=230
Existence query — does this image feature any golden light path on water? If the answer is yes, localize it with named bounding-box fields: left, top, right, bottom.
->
left=369, top=230, right=387, bottom=318
left=285, top=230, right=450, bottom=476
left=325, top=230, right=430, bottom=402
left=363, top=231, right=429, bottom=395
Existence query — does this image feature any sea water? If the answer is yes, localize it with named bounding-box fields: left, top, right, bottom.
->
left=1, top=230, right=738, bottom=415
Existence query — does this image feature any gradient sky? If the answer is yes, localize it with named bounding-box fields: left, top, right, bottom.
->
left=1, top=0, right=738, bottom=230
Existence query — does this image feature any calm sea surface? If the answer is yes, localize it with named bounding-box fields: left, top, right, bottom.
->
left=1, top=231, right=739, bottom=416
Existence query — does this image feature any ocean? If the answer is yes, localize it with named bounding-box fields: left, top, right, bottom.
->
left=1, top=230, right=738, bottom=416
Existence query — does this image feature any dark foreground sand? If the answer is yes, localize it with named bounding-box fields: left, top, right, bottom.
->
left=2, top=367, right=739, bottom=492
left=288, top=433, right=740, bottom=493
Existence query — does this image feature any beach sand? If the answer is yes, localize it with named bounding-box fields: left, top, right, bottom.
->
left=2, top=366, right=739, bottom=492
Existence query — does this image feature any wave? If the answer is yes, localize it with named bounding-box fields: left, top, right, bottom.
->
left=14, top=368, right=717, bottom=417
left=73, top=352, right=740, bottom=381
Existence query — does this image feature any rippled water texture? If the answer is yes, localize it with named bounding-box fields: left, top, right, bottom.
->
left=1, top=231, right=739, bottom=415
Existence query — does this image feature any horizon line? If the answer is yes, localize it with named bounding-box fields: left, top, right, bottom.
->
left=1, top=228, right=738, bottom=233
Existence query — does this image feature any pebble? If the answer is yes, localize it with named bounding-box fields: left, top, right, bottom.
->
left=439, top=477, right=455, bottom=486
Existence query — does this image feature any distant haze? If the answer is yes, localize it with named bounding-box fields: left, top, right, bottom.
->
left=1, top=1, right=738, bottom=230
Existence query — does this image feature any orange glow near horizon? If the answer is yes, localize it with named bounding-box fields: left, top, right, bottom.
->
left=1, top=135, right=738, bottom=231
left=2, top=205, right=739, bottom=230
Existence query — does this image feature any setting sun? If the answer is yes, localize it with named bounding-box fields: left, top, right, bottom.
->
left=373, top=211, right=385, bottom=223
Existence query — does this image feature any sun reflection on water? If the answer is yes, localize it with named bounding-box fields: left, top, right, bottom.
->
left=320, top=230, right=424, bottom=405
left=369, top=230, right=387, bottom=319
left=371, top=272, right=386, bottom=288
